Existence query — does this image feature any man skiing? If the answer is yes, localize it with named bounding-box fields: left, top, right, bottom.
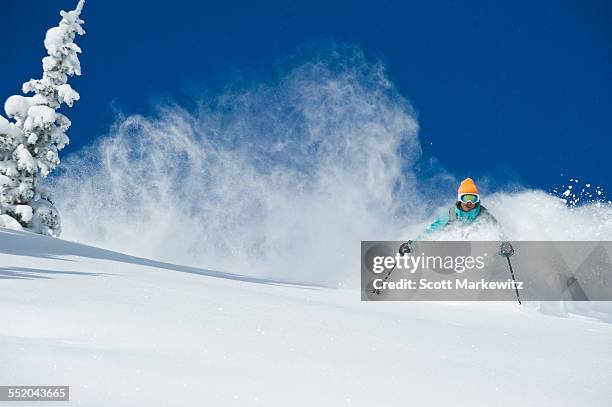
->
left=386, top=178, right=520, bottom=303
left=415, top=178, right=521, bottom=303
left=424, top=177, right=497, bottom=235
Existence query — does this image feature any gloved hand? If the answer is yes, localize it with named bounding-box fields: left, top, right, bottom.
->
left=499, top=241, right=514, bottom=257
left=399, top=241, right=413, bottom=255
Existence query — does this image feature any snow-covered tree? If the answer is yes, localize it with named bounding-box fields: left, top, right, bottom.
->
left=0, top=0, right=85, bottom=236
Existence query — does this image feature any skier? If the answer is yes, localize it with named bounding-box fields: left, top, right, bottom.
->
left=381, top=179, right=520, bottom=303
left=417, top=178, right=521, bottom=303
left=424, top=177, right=498, bottom=235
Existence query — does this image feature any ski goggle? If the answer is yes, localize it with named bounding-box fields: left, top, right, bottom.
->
left=458, top=193, right=480, bottom=204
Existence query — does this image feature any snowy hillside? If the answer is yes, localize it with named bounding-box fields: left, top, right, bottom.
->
left=1, top=228, right=611, bottom=406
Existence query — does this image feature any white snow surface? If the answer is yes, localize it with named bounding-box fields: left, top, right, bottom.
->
left=1, top=228, right=611, bottom=406
left=25, top=105, right=57, bottom=129
left=4, top=95, right=32, bottom=120
left=0, top=215, right=22, bottom=230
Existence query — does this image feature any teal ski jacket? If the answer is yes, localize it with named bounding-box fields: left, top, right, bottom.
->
left=424, top=203, right=497, bottom=235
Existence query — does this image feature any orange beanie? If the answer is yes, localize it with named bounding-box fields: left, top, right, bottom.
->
left=458, top=178, right=478, bottom=195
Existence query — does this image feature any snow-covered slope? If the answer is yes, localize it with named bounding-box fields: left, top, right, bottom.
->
left=1, top=228, right=611, bottom=406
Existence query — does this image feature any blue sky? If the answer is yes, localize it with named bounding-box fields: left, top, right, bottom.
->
left=3, top=0, right=611, bottom=195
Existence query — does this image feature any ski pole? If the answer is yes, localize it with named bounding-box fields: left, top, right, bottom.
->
left=373, top=262, right=397, bottom=295
left=500, top=242, right=521, bottom=305
left=372, top=241, right=413, bottom=295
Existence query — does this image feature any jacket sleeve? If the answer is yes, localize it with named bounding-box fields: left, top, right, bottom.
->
left=421, top=209, right=451, bottom=237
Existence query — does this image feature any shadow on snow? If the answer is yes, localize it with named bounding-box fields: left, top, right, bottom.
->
left=0, top=228, right=322, bottom=289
